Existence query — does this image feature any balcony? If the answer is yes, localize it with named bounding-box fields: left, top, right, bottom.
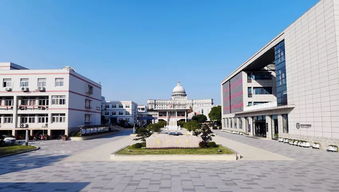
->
left=18, top=97, right=49, bottom=111
left=244, top=101, right=277, bottom=112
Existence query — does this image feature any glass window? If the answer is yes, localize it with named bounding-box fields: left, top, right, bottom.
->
left=55, top=78, right=64, bottom=87
left=248, top=87, right=253, bottom=98
left=51, top=95, right=66, bottom=105
left=84, top=114, right=91, bottom=123
left=125, top=111, right=130, bottom=115
left=4, top=115, right=13, bottom=123
left=275, top=41, right=288, bottom=106
left=85, top=99, right=91, bottom=109
left=52, top=113, right=66, bottom=123
left=3, top=78, right=12, bottom=87
left=253, top=87, right=272, bottom=95
left=37, top=78, right=46, bottom=88
left=20, top=78, right=29, bottom=87
left=119, top=111, right=123, bottom=115
left=38, top=115, right=48, bottom=123
left=282, top=114, right=289, bottom=133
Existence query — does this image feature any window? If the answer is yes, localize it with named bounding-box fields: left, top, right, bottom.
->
left=112, top=104, right=117, bottom=108
left=87, top=85, right=93, bottom=95
left=119, top=111, right=123, bottom=115
left=125, top=105, right=130, bottom=108
left=20, top=78, right=29, bottom=88
left=3, top=78, right=11, bottom=87
left=4, top=99, right=13, bottom=106
left=55, top=78, right=64, bottom=87
left=20, top=115, right=35, bottom=123
left=85, top=99, right=91, bottom=109
left=52, top=113, right=66, bottom=123
left=125, top=111, right=130, bottom=115
left=248, top=87, right=253, bottom=98
left=51, top=95, right=66, bottom=105
left=112, top=111, right=116, bottom=116
left=84, top=114, right=91, bottom=123
left=282, top=114, right=289, bottom=133
left=253, top=87, right=272, bottom=95
left=37, top=78, right=46, bottom=88
left=253, top=102, right=268, bottom=105
left=38, top=115, right=48, bottom=123
left=275, top=41, right=288, bottom=106
left=247, top=102, right=253, bottom=106
left=3, top=115, right=13, bottom=123
left=119, top=105, right=123, bottom=108
left=105, top=112, right=109, bottom=115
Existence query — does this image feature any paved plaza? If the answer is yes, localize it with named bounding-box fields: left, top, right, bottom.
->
left=1, top=130, right=339, bottom=192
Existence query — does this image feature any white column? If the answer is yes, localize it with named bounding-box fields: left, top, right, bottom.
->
left=13, top=96, right=18, bottom=128
left=248, top=117, right=254, bottom=136
left=266, top=115, right=273, bottom=140
left=184, top=111, right=187, bottom=122
left=278, top=115, right=283, bottom=135
left=241, top=117, right=246, bottom=132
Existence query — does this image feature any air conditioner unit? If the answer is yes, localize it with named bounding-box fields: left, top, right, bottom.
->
left=5, top=87, right=12, bottom=91
left=20, top=124, right=29, bottom=128
left=42, top=124, right=48, bottom=128
left=38, top=87, right=46, bottom=92
left=21, top=87, right=29, bottom=92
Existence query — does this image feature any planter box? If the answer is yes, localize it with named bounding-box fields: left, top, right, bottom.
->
left=70, top=131, right=118, bottom=141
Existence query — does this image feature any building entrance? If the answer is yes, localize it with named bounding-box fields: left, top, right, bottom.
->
left=254, top=116, right=266, bottom=137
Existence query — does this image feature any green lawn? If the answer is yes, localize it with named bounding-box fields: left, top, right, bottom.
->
left=0, top=145, right=37, bottom=157
left=116, top=145, right=234, bottom=155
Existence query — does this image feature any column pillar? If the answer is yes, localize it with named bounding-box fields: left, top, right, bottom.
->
left=184, top=111, right=187, bottom=122
left=241, top=117, right=246, bottom=132
left=266, top=115, right=273, bottom=140
left=13, top=96, right=18, bottom=128
left=12, top=129, right=15, bottom=137
left=278, top=115, right=283, bottom=135
left=248, top=117, right=254, bottom=136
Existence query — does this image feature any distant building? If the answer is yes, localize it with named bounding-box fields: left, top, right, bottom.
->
left=0, top=62, right=102, bottom=138
left=102, top=100, right=138, bottom=126
left=147, top=82, right=213, bottom=127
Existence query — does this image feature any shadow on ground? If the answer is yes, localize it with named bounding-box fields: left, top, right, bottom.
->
left=0, top=182, right=90, bottom=192
left=0, top=154, right=68, bottom=175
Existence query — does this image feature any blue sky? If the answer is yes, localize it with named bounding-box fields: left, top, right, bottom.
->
left=0, top=0, right=318, bottom=104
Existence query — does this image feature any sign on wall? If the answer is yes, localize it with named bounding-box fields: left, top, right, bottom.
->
left=296, top=123, right=312, bottom=129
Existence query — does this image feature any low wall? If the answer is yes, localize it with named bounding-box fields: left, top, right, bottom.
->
left=70, top=131, right=118, bottom=141
left=146, top=133, right=201, bottom=148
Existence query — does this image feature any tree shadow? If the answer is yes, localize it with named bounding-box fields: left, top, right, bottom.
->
left=0, top=153, right=68, bottom=175
left=0, top=182, right=89, bottom=192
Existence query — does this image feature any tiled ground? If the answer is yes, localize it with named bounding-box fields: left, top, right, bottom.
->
left=0, top=129, right=339, bottom=192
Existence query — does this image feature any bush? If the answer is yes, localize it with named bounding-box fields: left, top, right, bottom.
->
left=132, top=143, right=143, bottom=149
left=199, top=141, right=208, bottom=148
left=183, top=120, right=200, bottom=132
left=207, top=141, right=218, bottom=148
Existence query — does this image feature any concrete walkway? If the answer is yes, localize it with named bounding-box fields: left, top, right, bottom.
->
left=214, top=135, right=293, bottom=161
left=62, top=134, right=134, bottom=162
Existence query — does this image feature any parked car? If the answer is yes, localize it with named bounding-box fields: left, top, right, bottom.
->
left=3, top=136, right=16, bottom=145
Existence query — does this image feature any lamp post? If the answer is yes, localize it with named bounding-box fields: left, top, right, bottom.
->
left=24, top=129, right=29, bottom=146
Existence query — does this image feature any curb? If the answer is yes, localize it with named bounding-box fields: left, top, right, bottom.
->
left=0, top=146, right=40, bottom=158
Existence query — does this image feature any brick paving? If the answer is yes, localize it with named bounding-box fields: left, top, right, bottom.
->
left=0, top=129, right=339, bottom=192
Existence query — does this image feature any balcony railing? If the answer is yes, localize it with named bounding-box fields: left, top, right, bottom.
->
left=244, top=101, right=277, bottom=112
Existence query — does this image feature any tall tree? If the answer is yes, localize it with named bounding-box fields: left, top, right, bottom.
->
left=192, top=114, right=207, bottom=123
left=208, top=106, right=221, bottom=123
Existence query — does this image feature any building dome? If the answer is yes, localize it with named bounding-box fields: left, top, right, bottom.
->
left=172, top=82, right=187, bottom=97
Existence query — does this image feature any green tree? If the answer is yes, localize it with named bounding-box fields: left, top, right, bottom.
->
left=183, top=120, right=200, bottom=133
left=208, top=106, right=221, bottom=123
left=194, top=124, right=215, bottom=148
left=192, top=114, right=207, bottom=123
left=134, top=127, right=152, bottom=142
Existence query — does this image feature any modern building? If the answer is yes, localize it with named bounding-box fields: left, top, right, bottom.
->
left=147, top=82, right=213, bottom=128
left=101, top=100, right=138, bottom=126
left=0, top=62, right=102, bottom=138
left=221, top=0, right=339, bottom=148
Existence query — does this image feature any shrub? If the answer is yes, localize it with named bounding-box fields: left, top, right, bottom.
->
left=183, top=120, right=200, bottom=132
left=199, top=141, right=208, bottom=148
left=132, top=143, right=143, bottom=149
left=207, top=141, right=218, bottom=148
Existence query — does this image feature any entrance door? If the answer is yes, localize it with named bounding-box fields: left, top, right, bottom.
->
left=254, top=116, right=266, bottom=137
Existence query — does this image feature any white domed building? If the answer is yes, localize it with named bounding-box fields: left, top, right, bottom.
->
left=147, top=82, right=213, bottom=128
